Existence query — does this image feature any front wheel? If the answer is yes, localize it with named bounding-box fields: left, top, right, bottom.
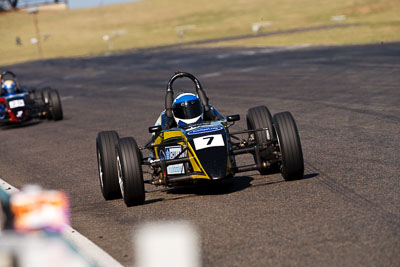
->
left=117, top=137, right=145, bottom=207
left=96, top=131, right=122, bottom=200
left=273, top=112, right=304, bottom=181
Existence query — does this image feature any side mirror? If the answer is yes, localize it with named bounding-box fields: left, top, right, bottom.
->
left=227, top=114, right=240, bottom=122
left=148, top=125, right=162, bottom=134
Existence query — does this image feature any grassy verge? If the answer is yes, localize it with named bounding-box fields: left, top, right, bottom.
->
left=0, top=0, right=399, bottom=66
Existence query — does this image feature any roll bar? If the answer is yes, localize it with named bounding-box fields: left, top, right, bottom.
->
left=0, top=71, right=21, bottom=90
left=165, top=72, right=210, bottom=120
left=1, top=71, right=17, bottom=79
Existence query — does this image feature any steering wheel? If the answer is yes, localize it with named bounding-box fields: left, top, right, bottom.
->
left=165, top=72, right=210, bottom=119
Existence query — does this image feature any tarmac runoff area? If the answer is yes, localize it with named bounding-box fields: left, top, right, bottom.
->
left=0, top=42, right=399, bottom=266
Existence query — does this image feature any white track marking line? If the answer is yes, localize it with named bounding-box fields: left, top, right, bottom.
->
left=60, top=96, right=74, bottom=101
left=62, top=227, right=123, bottom=267
left=200, top=72, right=221, bottom=78
left=238, top=50, right=257, bottom=56
left=216, top=54, right=231, bottom=59
left=260, top=44, right=310, bottom=54
left=0, top=179, right=19, bottom=194
left=216, top=45, right=311, bottom=60
left=167, top=59, right=184, bottom=64
left=116, top=86, right=131, bottom=91
left=239, top=67, right=259, bottom=72
left=0, top=177, right=123, bottom=267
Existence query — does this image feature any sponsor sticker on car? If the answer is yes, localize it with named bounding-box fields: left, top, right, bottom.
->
left=187, top=125, right=223, bottom=135
left=9, top=99, right=25, bottom=109
left=165, top=146, right=185, bottom=175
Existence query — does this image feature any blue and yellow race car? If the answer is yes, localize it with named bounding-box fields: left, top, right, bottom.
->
left=0, top=71, right=63, bottom=125
left=96, top=72, right=304, bottom=206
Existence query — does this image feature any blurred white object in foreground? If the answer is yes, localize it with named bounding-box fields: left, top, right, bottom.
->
left=134, top=221, right=201, bottom=267
left=0, top=233, right=91, bottom=267
left=10, top=185, right=70, bottom=233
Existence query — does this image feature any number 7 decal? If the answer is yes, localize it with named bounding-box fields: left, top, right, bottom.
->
left=193, top=134, right=224, bottom=150
left=203, top=136, right=214, bottom=145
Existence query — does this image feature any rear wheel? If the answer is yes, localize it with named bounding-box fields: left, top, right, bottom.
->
left=41, top=87, right=51, bottom=119
left=42, top=87, right=51, bottom=105
left=247, top=105, right=276, bottom=174
left=117, top=137, right=145, bottom=207
left=96, top=131, right=122, bottom=200
left=273, top=112, right=304, bottom=181
left=48, top=89, right=63, bottom=120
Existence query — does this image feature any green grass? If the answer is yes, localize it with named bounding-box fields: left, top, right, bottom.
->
left=0, top=0, right=399, bottom=66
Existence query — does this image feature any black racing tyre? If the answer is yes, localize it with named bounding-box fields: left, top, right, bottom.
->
left=273, top=112, right=304, bottom=181
left=41, top=87, right=52, bottom=119
left=117, top=137, right=145, bottom=207
left=247, top=105, right=276, bottom=174
left=48, top=89, right=63, bottom=120
left=96, top=131, right=122, bottom=200
left=42, top=87, right=51, bottom=105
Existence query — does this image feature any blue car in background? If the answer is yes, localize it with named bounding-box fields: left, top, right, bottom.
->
left=0, top=71, right=63, bottom=125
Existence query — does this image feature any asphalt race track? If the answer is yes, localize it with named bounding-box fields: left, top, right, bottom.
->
left=1, top=42, right=399, bottom=266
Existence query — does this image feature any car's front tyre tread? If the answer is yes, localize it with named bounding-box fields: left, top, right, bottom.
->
left=117, top=137, right=145, bottom=207
left=96, top=131, right=121, bottom=200
left=273, top=112, right=304, bottom=180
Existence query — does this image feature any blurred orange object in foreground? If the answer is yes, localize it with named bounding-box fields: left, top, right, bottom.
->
left=10, top=185, right=70, bottom=233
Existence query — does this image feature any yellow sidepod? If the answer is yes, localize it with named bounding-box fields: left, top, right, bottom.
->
left=153, top=130, right=210, bottom=180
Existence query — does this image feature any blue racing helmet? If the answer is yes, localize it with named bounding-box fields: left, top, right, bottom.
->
left=2, top=80, right=17, bottom=96
left=172, top=93, right=203, bottom=126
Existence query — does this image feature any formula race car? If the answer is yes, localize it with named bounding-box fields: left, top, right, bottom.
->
left=0, top=71, right=63, bottom=125
left=96, top=72, right=304, bottom=206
